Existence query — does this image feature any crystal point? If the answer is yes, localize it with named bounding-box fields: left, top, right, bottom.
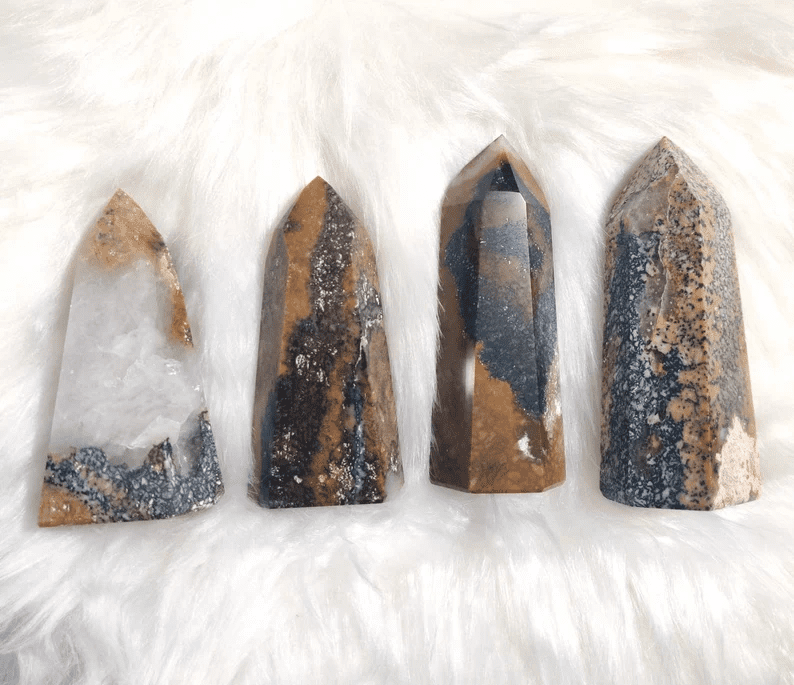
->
left=252, top=178, right=402, bottom=508
left=600, top=138, right=760, bottom=509
left=431, top=138, right=565, bottom=493
left=39, top=190, right=223, bottom=526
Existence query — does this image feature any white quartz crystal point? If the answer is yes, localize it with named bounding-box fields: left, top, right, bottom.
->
left=39, top=190, right=223, bottom=527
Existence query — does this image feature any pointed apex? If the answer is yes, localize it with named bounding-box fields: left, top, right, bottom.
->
left=488, top=134, right=511, bottom=152
left=306, top=175, right=331, bottom=190
left=656, top=135, right=677, bottom=150
left=446, top=136, right=549, bottom=213
left=611, top=138, right=722, bottom=226
left=642, top=138, right=711, bottom=187
left=296, top=176, right=334, bottom=204
left=90, top=190, right=165, bottom=271
left=89, top=190, right=192, bottom=347
left=479, top=135, right=516, bottom=161
left=653, top=136, right=687, bottom=162
left=106, top=188, right=144, bottom=216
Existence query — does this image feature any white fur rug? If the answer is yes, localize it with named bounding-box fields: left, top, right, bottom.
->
left=1, top=1, right=793, bottom=683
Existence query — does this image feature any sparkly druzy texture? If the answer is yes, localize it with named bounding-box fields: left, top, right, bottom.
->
left=431, top=137, right=565, bottom=493
left=601, top=138, right=760, bottom=510
left=39, top=190, right=223, bottom=526
left=252, top=177, right=402, bottom=508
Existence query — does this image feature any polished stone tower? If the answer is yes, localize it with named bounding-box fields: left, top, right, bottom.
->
left=431, top=137, right=565, bottom=493
left=601, top=138, right=760, bottom=510
left=39, top=190, right=223, bottom=526
left=252, top=178, right=402, bottom=508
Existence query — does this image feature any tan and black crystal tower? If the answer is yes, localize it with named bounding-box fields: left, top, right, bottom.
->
left=431, top=136, right=565, bottom=493
left=600, top=137, right=760, bottom=509
left=252, top=178, right=402, bottom=508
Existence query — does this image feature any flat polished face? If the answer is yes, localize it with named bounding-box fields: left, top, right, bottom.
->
left=601, top=138, right=760, bottom=510
left=39, top=190, right=223, bottom=527
left=431, top=136, right=565, bottom=494
left=252, top=178, right=402, bottom=509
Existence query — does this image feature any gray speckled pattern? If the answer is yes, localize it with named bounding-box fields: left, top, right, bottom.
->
left=601, top=137, right=760, bottom=510
left=40, top=411, right=223, bottom=525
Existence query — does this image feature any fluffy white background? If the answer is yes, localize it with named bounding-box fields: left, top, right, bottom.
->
left=1, top=0, right=793, bottom=683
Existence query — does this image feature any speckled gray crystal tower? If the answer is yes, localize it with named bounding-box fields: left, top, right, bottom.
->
left=601, top=138, right=760, bottom=510
left=251, top=177, right=402, bottom=508
left=39, top=190, right=223, bottom=526
left=431, top=136, right=565, bottom=493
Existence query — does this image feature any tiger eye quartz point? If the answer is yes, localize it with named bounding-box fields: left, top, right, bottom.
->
left=430, top=136, right=565, bottom=493
left=601, top=137, right=760, bottom=510
left=39, top=190, right=223, bottom=527
left=251, top=177, right=402, bottom=508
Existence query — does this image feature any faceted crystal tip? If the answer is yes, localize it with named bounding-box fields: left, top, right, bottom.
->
left=430, top=139, right=565, bottom=493
left=600, top=138, right=760, bottom=510
left=90, top=189, right=193, bottom=346
left=251, top=179, right=402, bottom=508
left=486, top=134, right=510, bottom=154
left=38, top=192, right=223, bottom=526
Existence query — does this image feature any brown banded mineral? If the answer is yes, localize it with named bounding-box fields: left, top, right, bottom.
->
left=251, top=177, right=402, bottom=508
left=430, top=136, right=565, bottom=493
left=39, top=190, right=223, bottom=526
left=601, top=137, right=760, bottom=510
